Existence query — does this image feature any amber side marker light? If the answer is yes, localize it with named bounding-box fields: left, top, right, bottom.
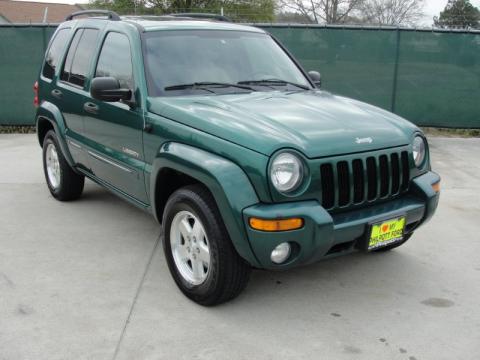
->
left=432, top=181, right=441, bottom=193
left=249, top=217, right=304, bottom=232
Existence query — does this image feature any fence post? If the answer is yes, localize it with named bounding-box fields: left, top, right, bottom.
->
left=42, top=26, right=47, bottom=52
left=391, top=27, right=401, bottom=113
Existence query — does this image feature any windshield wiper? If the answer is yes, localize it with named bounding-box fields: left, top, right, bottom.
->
left=164, top=82, right=255, bottom=91
left=238, top=79, right=310, bottom=90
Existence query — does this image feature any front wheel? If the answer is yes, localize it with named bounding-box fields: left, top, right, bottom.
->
left=162, top=185, right=251, bottom=306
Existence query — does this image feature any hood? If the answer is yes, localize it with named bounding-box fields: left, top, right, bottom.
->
left=147, top=90, right=418, bottom=158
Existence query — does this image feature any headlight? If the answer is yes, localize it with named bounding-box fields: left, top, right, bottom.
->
left=412, top=136, right=426, bottom=167
left=270, top=152, right=303, bottom=193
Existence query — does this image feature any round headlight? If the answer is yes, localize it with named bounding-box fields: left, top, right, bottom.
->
left=270, top=152, right=303, bottom=193
left=412, top=136, right=426, bottom=167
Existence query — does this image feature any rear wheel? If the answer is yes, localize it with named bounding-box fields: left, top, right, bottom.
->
left=42, top=130, right=84, bottom=201
left=163, top=185, right=251, bottom=306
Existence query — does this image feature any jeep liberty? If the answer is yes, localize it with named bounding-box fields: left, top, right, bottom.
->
left=35, top=10, right=440, bottom=305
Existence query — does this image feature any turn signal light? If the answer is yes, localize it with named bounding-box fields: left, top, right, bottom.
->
left=432, top=181, right=441, bottom=193
left=249, top=217, right=304, bottom=232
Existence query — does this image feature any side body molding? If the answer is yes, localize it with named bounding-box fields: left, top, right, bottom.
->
left=150, top=142, right=261, bottom=267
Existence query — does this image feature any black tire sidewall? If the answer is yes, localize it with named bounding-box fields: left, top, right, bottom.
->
left=163, top=191, right=222, bottom=300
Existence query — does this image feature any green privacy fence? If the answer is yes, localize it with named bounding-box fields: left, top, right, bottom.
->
left=261, top=25, right=480, bottom=128
left=0, top=25, right=57, bottom=126
left=1, top=23, right=479, bottom=127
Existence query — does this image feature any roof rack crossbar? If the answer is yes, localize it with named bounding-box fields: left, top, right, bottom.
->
left=66, top=10, right=121, bottom=21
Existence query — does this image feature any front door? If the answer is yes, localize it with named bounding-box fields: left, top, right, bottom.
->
left=83, top=31, right=148, bottom=204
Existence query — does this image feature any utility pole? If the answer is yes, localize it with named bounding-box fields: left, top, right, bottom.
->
left=42, top=7, right=48, bottom=23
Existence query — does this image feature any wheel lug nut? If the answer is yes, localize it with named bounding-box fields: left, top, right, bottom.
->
left=196, top=248, right=200, bottom=253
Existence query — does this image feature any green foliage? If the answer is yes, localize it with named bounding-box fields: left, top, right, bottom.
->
left=87, top=0, right=275, bottom=21
left=87, top=0, right=142, bottom=15
left=275, top=11, right=314, bottom=24
left=434, top=0, right=480, bottom=29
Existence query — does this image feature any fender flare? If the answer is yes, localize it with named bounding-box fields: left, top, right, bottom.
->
left=35, top=101, right=75, bottom=167
left=150, top=142, right=261, bottom=267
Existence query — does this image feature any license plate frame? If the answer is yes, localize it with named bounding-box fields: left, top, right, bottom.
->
left=365, top=216, right=406, bottom=251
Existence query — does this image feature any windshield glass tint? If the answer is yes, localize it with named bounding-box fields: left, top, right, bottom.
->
left=143, top=30, right=310, bottom=96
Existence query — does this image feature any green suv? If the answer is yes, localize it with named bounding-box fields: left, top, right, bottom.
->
left=35, top=10, right=440, bottom=305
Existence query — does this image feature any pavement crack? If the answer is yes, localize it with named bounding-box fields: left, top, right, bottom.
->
left=111, top=232, right=162, bottom=360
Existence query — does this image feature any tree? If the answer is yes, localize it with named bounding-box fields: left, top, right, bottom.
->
left=360, top=0, right=424, bottom=26
left=88, top=0, right=145, bottom=14
left=278, top=0, right=364, bottom=24
left=275, top=11, right=314, bottom=23
left=434, top=0, right=480, bottom=29
left=88, top=0, right=275, bottom=21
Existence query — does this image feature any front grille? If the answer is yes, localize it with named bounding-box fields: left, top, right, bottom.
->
left=320, top=150, right=410, bottom=210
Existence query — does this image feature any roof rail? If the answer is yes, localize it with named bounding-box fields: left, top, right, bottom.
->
left=65, top=10, right=121, bottom=21
left=169, top=13, right=231, bottom=22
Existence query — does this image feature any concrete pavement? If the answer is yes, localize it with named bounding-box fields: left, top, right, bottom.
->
left=1, top=134, right=479, bottom=360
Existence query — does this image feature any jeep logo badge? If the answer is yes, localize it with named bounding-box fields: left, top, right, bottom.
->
left=355, top=137, right=373, bottom=144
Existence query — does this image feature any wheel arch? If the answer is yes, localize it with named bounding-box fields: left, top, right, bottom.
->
left=150, top=142, right=261, bottom=267
left=35, top=101, right=75, bottom=167
left=37, top=116, right=55, bottom=146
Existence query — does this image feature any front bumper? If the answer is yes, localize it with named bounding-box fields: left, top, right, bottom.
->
left=242, top=171, right=440, bottom=269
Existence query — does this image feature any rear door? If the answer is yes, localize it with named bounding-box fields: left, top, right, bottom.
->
left=56, top=28, right=100, bottom=168
left=83, top=31, right=148, bottom=204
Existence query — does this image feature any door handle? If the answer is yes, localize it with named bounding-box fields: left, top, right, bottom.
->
left=83, top=102, right=99, bottom=115
left=51, top=89, right=63, bottom=99
left=144, top=122, right=153, bottom=133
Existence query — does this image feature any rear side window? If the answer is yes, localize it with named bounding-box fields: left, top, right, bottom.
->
left=42, top=28, right=70, bottom=79
left=95, top=32, right=134, bottom=90
left=61, top=28, right=99, bottom=87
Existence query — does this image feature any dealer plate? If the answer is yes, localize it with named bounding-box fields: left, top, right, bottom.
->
left=368, top=216, right=406, bottom=250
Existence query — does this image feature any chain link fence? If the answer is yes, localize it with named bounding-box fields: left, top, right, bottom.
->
left=0, top=23, right=479, bottom=128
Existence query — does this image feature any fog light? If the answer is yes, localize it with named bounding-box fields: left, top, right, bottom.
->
left=432, top=181, right=440, bottom=193
left=271, top=242, right=291, bottom=264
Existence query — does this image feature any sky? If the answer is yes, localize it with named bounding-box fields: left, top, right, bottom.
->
left=14, top=0, right=480, bottom=26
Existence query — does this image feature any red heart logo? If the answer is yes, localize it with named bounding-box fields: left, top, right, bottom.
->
left=382, top=224, right=389, bottom=233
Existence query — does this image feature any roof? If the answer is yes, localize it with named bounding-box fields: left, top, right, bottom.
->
left=0, top=0, right=82, bottom=23
left=122, top=17, right=265, bottom=33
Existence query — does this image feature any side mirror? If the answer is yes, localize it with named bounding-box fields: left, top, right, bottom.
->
left=308, top=71, right=322, bottom=88
left=90, top=77, right=132, bottom=103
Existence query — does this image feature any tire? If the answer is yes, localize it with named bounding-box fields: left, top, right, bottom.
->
left=42, top=130, right=84, bottom=201
left=374, top=232, right=413, bottom=252
left=162, top=184, right=251, bottom=306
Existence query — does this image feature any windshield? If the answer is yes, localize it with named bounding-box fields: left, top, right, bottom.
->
left=143, top=30, right=311, bottom=96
